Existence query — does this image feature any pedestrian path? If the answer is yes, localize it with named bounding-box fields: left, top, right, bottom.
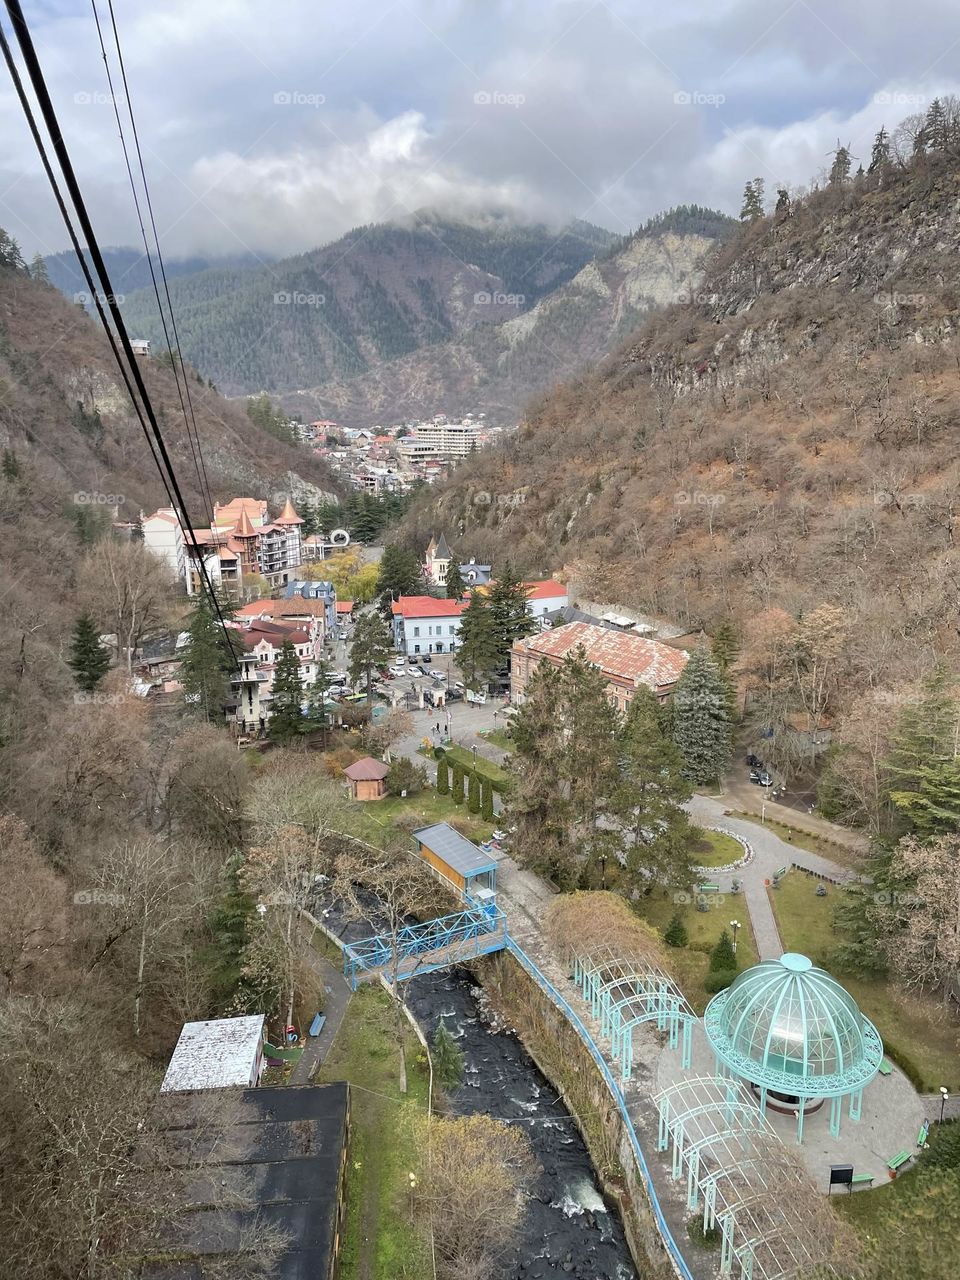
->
left=291, top=927, right=352, bottom=1085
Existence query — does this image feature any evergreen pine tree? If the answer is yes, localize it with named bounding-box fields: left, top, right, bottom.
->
left=457, top=590, right=499, bottom=690
left=0, top=229, right=25, bottom=270
left=774, top=187, right=791, bottom=217
left=1, top=449, right=20, bottom=480
left=349, top=612, right=393, bottom=701
left=29, top=253, right=50, bottom=285
left=452, top=761, right=465, bottom=805
left=925, top=98, right=948, bottom=152
left=432, top=1022, right=464, bottom=1088
left=444, top=554, right=466, bottom=601
left=710, top=929, right=737, bottom=973
left=468, top=770, right=481, bottom=814
left=305, top=657, right=333, bottom=742
left=739, top=178, right=764, bottom=221
left=375, top=542, right=423, bottom=609
left=68, top=612, right=111, bottom=693
left=672, top=648, right=733, bottom=785
left=868, top=126, right=891, bottom=174
left=885, top=666, right=960, bottom=838
left=664, top=911, right=689, bottom=948
left=269, top=640, right=305, bottom=742
left=711, top=621, right=740, bottom=674
left=180, top=595, right=234, bottom=722
left=486, top=561, right=536, bottom=670
left=829, top=143, right=852, bottom=186
left=436, top=756, right=450, bottom=795
left=481, top=775, right=494, bottom=821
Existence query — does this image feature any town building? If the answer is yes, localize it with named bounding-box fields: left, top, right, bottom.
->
left=412, top=822, right=498, bottom=897
left=160, top=1014, right=266, bottom=1093
left=283, top=579, right=338, bottom=633
left=142, top=496, right=309, bottom=596
left=391, top=595, right=469, bottom=655
left=398, top=416, right=482, bottom=461
left=423, top=534, right=493, bottom=589
left=130, top=338, right=150, bottom=357
left=344, top=756, right=390, bottom=801
left=510, top=620, right=689, bottom=711
left=302, top=528, right=351, bottom=560
left=523, top=579, right=569, bottom=623
left=233, top=591, right=336, bottom=641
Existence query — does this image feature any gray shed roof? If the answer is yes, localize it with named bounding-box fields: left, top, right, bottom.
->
left=413, top=822, right=496, bottom=877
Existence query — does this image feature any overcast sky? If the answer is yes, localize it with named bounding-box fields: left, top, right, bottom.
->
left=1, top=0, right=958, bottom=261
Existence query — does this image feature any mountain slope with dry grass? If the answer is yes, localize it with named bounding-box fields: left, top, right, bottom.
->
left=405, top=161, right=960, bottom=714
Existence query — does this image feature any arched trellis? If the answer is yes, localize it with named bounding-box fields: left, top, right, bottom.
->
left=656, top=1076, right=844, bottom=1280
left=572, top=946, right=696, bottom=1077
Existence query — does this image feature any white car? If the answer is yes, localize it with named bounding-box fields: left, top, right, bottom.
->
left=394, top=656, right=406, bottom=667
left=408, top=667, right=423, bottom=679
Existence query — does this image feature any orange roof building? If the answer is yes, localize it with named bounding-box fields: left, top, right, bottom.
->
left=511, top=620, right=688, bottom=711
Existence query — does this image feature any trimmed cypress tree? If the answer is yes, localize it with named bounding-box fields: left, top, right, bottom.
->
left=452, top=761, right=465, bottom=805
left=468, top=770, right=481, bottom=814
left=68, top=612, right=111, bottom=693
left=436, top=756, right=450, bottom=795
left=481, top=775, right=494, bottom=821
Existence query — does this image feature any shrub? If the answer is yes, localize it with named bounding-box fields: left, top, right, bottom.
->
left=432, top=1023, right=465, bottom=1089
left=452, top=761, right=465, bottom=805
left=386, top=756, right=428, bottom=796
left=467, top=770, right=481, bottom=814
left=664, top=911, right=689, bottom=948
left=433, top=745, right=446, bottom=760
left=481, top=775, right=494, bottom=821
left=709, top=929, right=737, bottom=973
left=704, top=969, right=738, bottom=994
left=436, top=757, right=449, bottom=795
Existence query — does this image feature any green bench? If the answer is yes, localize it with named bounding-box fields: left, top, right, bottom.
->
left=918, top=1121, right=930, bottom=1147
left=887, top=1150, right=912, bottom=1174
left=698, top=883, right=721, bottom=894
left=878, top=1059, right=893, bottom=1076
left=851, top=1173, right=874, bottom=1187
left=773, top=866, right=788, bottom=880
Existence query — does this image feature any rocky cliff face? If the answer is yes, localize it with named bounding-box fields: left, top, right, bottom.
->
left=291, top=227, right=728, bottom=425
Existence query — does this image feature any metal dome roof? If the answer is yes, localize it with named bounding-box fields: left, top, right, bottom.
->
left=703, top=953, right=884, bottom=1097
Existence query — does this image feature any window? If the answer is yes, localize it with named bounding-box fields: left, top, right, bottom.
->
left=449, top=624, right=455, bottom=635
left=413, top=626, right=420, bottom=637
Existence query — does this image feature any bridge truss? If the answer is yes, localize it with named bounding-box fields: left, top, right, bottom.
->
left=343, top=904, right=507, bottom=989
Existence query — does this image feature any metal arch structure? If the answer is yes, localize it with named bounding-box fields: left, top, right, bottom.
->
left=704, top=987, right=884, bottom=1143
left=656, top=1076, right=845, bottom=1280
left=343, top=904, right=507, bottom=989
left=571, top=946, right=696, bottom=1078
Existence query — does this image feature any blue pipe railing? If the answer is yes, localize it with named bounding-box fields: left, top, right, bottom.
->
left=505, top=937, right=695, bottom=1280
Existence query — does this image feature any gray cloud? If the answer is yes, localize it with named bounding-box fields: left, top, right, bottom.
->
left=0, top=0, right=957, bottom=259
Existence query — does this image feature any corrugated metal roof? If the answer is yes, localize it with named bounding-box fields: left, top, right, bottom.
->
left=160, top=1015, right=264, bottom=1093
left=413, top=822, right=496, bottom=877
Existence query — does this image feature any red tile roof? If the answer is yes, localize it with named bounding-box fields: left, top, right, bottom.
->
left=391, top=596, right=469, bottom=620
left=235, top=598, right=328, bottom=620
left=514, top=621, right=688, bottom=690
left=336, top=601, right=354, bottom=614
left=524, top=579, right=568, bottom=600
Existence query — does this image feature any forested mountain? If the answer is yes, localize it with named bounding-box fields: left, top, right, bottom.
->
left=43, top=246, right=266, bottom=301
left=402, top=133, right=960, bottom=789
left=118, top=213, right=616, bottom=399
left=292, top=205, right=736, bottom=425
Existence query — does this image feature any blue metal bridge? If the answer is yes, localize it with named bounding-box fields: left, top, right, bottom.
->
left=343, top=903, right=508, bottom=990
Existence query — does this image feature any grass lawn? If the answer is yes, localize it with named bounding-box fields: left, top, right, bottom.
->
left=343, top=789, right=494, bottom=846
left=691, top=829, right=745, bottom=868
left=481, top=728, right=514, bottom=751
left=633, top=888, right=759, bottom=1014
left=771, top=870, right=960, bottom=1090
left=443, top=745, right=512, bottom=792
left=317, top=985, right=431, bottom=1280
left=726, top=809, right=864, bottom=870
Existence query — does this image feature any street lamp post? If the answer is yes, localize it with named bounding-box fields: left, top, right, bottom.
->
left=940, top=1086, right=950, bottom=1124
left=730, top=919, right=741, bottom=954
left=599, top=853, right=608, bottom=891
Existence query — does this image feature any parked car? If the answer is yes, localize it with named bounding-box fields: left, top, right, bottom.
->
left=394, top=656, right=406, bottom=667
left=430, top=671, right=446, bottom=683
left=746, top=753, right=762, bottom=768
left=420, top=653, right=432, bottom=664
left=408, top=666, right=423, bottom=678
left=453, top=680, right=465, bottom=691
left=749, top=770, right=762, bottom=784
left=758, top=772, right=774, bottom=787
left=445, top=690, right=463, bottom=702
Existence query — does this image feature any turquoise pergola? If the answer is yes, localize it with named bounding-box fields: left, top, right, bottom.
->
left=656, top=1075, right=837, bottom=1280
left=703, top=953, right=884, bottom=1144
left=571, top=945, right=696, bottom=1079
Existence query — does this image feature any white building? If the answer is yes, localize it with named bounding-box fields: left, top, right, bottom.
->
left=398, top=418, right=481, bottom=462
left=524, top=579, right=569, bottom=624
left=160, top=1014, right=266, bottom=1093
left=142, top=507, right=185, bottom=584
left=392, top=595, right=469, bottom=655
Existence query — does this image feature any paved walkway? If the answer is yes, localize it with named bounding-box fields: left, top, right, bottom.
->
left=291, top=927, right=352, bottom=1085
left=719, top=780, right=869, bottom=855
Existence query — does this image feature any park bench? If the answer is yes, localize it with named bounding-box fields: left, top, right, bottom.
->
left=773, top=866, right=788, bottom=881
left=698, top=883, right=721, bottom=894
left=887, top=1150, right=912, bottom=1174
left=918, top=1120, right=930, bottom=1147
left=308, top=1012, right=326, bottom=1038
left=878, top=1059, right=893, bottom=1076
left=850, top=1173, right=874, bottom=1188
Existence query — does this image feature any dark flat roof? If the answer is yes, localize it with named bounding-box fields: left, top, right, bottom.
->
left=413, top=821, right=497, bottom=877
